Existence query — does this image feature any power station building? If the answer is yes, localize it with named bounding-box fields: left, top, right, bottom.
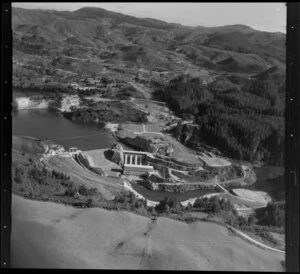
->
left=122, top=150, right=154, bottom=176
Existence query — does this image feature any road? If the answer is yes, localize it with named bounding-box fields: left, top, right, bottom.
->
left=226, top=225, right=285, bottom=254
left=129, top=81, right=152, bottom=99
left=134, top=124, right=164, bottom=136
left=215, top=183, right=229, bottom=193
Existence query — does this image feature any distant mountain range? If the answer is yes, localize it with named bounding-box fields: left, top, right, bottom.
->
left=12, top=6, right=285, bottom=82
left=12, top=7, right=286, bottom=167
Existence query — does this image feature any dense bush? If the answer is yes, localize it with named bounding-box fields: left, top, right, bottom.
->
left=155, top=196, right=183, bottom=213
left=154, top=77, right=213, bottom=114
left=257, top=203, right=285, bottom=227
left=193, top=196, right=234, bottom=214
left=65, top=182, right=78, bottom=197
left=27, top=166, right=71, bottom=186
left=86, top=197, right=95, bottom=208
left=78, top=185, right=99, bottom=196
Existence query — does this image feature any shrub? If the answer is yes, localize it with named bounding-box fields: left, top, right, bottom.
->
left=79, top=185, right=88, bottom=196
left=193, top=197, right=207, bottom=209
left=65, top=183, right=78, bottom=197
left=86, top=197, right=95, bottom=208
left=115, top=194, right=126, bottom=203
left=212, top=199, right=221, bottom=213
left=237, top=216, right=249, bottom=228
left=87, top=187, right=98, bottom=196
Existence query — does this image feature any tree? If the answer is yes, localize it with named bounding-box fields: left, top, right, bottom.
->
left=78, top=185, right=88, bottom=196
left=248, top=215, right=257, bottom=226
left=237, top=216, right=248, bottom=228
left=193, top=198, right=205, bottom=209
left=155, top=196, right=182, bottom=213
left=185, top=202, right=193, bottom=211
left=65, top=183, right=78, bottom=197
left=212, top=199, right=221, bottom=213
left=261, top=203, right=285, bottom=227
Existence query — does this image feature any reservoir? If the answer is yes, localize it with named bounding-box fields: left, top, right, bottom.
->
left=13, top=109, right=116, bottom=151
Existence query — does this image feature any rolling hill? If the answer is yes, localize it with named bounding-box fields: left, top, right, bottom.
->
left=12, top=6, right=285, bottom=84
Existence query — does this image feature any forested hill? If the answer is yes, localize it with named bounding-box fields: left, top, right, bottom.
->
left=154, top=76, right=285, bottom=166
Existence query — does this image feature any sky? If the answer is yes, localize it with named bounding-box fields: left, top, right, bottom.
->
left=12, top=2, right=286, bottom=33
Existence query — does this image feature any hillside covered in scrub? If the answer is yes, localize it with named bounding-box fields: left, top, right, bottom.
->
left=12, top=6, right=285, bottom=92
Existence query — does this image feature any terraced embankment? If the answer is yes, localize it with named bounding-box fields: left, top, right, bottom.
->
left=11, top=194, right=284, bottom=270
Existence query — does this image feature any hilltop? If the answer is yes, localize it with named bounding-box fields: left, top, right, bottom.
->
left=12, top=6, right=285, bottom=90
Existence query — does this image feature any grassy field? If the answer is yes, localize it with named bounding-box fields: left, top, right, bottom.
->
left=232, top=188, right=272, bottom=204
left=11, top=194, right=284, bottom=270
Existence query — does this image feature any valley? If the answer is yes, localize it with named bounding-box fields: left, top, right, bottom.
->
left=11, top=5, right=286, bottom=270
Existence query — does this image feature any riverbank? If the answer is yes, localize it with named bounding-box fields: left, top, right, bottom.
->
left=12, top=111, right=116, bottom=151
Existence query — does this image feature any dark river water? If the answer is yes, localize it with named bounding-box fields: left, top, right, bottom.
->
left=130, top=183, right=217, bottom=202
left=13, top=108, right=285, bottom=202
left=12, top=109, right=116, bottom=151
